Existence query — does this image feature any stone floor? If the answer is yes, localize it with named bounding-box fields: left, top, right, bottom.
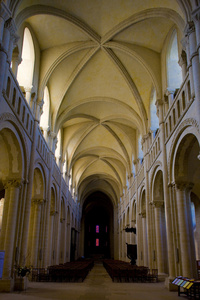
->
left=1, top=263, right=183, bottom=300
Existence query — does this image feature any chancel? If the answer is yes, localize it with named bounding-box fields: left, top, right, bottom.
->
left=0, top=0, right=200, bottom=298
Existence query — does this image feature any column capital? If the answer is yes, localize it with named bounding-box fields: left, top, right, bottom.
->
left=24, top=86, right=33, bottom=93
left=165, top=88, right=175, bottom=96
left=139, top=212, right=146, bottom=218
left=152, top=200, right=164, bottom=208
left=4, top=18, right=17, bottom=38
left=176, top=181, right=194, bottom=191
left=3, top=178, right=22, bottom=189
left=32, top=198, right=44, bottom=205
left=12, top=52, right=22, bottom=64
left=50, top=210, right=58, bottom=216
left=185, top=21, right=195, bottom=36
left=155, top=99, right=164, bottom=107
left=178, top=50, right=187, bottom=67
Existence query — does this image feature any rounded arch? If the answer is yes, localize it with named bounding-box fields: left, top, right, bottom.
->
left=32, top=164, right=45, bottom=201
left=17, top=26, right=35, bottom=90
left=0, top=114, right=29, bottom=180
left=168, top=118, right=200, bottom=184
left=50, top=183, right=58, bottom=213
left=139, top=185, right=146, bottom=214
left=149, top=161, right=163, bottom=201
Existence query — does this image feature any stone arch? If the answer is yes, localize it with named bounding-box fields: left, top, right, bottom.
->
left=0, top=114, right=29, bottom=179
left=170, top=126, right=200, bottom=277
left=0, top=118, right=27, bottom=279
left=168, top=118, right=200, bottom=183
left=139, top=185, right=146, bottom=215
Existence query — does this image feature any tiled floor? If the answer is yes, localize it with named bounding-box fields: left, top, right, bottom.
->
left=1, top=263, right=182, bottom=300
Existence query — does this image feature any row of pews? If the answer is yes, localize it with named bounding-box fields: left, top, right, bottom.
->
left=31, top=259, right=94, bottom=282
left=103, top=259, right=158, bottom=283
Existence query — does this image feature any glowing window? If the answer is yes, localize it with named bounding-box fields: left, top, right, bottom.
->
left=166, top=30, right=182, bottom=90
left=96, top=225, right=99, bottom=233
left=96, top=239, right=99, bottom=246
left=17, top=28, right=35, bottom=89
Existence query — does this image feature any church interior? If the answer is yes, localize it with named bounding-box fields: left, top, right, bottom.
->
left=0, top=0, right=200, bottom=297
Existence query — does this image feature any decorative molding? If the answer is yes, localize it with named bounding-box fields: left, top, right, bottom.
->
left=3, top=178, right=22, bottom=189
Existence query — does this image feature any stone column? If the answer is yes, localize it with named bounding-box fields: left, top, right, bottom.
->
left=31, top=199, right=43, bottom=267
left=0, top=18, right=10, bottom=92
left=43, top=153, right=53, bottom=267
left=20, top=120, right=38, bottom=266
left=165, top=88, right=174, bottom=107
left=66, top=222, right=71, bottom=262
left=187, top=22, right=200, bottom=120
left=156, top=99, right=176, bottom=280
left=11, top=52, right=21, bottom=77
left=60, top=218, right=66, bottom=263
left=47, top=210, right=56, bottom=266
left=192, top=8, right=200, bottom=62
left=154, top=201, right=164, bottom=273
left=2, top=179, right=22, bottom=278
left=24, top=86, right=33, bottom=105
left=0, top=182, right=11, bottom=250
left=0, top=3, right=10, bottom=43
left=141, top=213, right=148, bottom=266
left=176, top=182, right=193, bottom=277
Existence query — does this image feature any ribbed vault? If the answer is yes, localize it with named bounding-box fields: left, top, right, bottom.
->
left=13, top=0, right=185, bottom=205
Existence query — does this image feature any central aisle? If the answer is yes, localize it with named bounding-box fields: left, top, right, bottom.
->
left=2, top=263, right=181, bottom=300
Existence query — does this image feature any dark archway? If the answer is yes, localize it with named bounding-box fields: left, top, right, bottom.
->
left=83, top=192, right=113, bottom=259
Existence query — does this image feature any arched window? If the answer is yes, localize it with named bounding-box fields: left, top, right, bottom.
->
left=150, top=88, right=159, bottom=134
left=17, top=27, right=35, bottom=90
left=40, top=86, right=50, bottom=131
left=55, top=129, right=62, bottom=166
left=138, top=134, right=143, bottom=163
left=166, top=30, right=182, bottom=91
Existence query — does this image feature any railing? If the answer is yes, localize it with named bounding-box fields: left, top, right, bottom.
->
left=137, top=162, right=144, bottom=187
left=130, top=178, right=136, bottom=200
left=52, top=160, right=61, bottom=185
left=148, top=130, right=161, bottom=170
left=37, top=127, right=50, bottom=166
left=4, top=69, right=34, bottom=140
left=164, top=73, right=193, bottom=142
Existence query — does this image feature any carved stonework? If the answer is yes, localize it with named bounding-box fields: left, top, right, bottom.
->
left=32, top=198, right=44, bottom=205
left=3, top=178, right=22, bottom=189
left=153, top=200, right=164, bottom=208
left=50, top=210, right=58, bottom=216
left=176, top=181, right=194, bottom=192
left=185, top=21, right=195, bottom=36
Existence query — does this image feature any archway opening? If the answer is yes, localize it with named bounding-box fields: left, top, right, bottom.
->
left=83, top=191, right=113, bottom=260
left=174, top=133, right=200, bottom=275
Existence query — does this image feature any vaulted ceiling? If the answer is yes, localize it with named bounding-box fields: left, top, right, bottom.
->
left=14, top=0, right=186, bottom=205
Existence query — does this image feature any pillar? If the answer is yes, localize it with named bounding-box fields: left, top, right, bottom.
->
left=154, top=201, right=164, bottom=273
left=2, top=179, right=22, bottom=278
left=24, top=86, right=32, bottom=105
left=20, top=119, right=38, bottom=266
left=156, top=99, right=176, bottom=280
left=186, top=22, right=200, bottom=120
left=176, top=182, right=193, bottom=277
left=31, top=199, right=43, bottom=267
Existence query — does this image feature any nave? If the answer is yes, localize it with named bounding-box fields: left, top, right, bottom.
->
left=1, top=263, right=181, bottom=300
